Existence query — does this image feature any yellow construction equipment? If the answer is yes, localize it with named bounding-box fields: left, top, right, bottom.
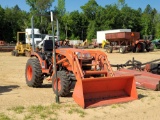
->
left=11, top=32, right=31, bottom=57
left=102, top=40, right=109, bottom=48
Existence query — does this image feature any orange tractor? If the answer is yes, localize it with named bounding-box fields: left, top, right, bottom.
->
left=25, top=12, right=138, bottom=108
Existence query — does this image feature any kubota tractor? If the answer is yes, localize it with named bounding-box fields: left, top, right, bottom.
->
left=25, top=12, right=138, bottom=108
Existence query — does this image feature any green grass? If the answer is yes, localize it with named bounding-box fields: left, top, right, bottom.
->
left=68, top=108, right=87, bottom=117
left=4, top=103, right=87, bottom=119
left=8, top=106, right=25, bottom=114
left=24, top=114, right=34, bottom=120
left=111, top=105, right=117, bottom=109
left=51, top=103, right=62, bottom=110
left=150, top=97, right=155, bottom=100
left=28, top=105, right=48, bottom=114
left=0, top=113, right=11, bottom=120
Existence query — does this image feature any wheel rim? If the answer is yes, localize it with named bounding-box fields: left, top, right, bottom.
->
left=137, top=44, right=141, bottom=51
left=106, top=47, right=110, bottom=53
left=54, top=78, right=61, bottom=92
left=27, top=65, right=32, bottom=81
left=119, top=48, right=122, bottom=52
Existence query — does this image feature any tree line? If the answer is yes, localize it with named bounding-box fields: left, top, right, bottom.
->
left=0, top=0, right=160, bottom=43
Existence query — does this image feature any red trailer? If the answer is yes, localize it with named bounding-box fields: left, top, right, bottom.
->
left=105, top=32, right=153, bottom=53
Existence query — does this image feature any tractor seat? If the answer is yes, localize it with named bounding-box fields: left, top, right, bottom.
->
left=43, top=40, right=53, bottom=52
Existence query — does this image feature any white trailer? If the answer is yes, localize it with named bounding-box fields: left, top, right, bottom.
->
left=25, top=28, right=42, bottom=45
left=96, top=29, right=131, bottom=44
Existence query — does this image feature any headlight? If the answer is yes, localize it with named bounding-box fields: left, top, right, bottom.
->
left=75, top=52, right=92, bottom=59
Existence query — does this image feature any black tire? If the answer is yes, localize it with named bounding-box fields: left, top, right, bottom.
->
left=136, top=43, right=145, bottom=52
left=132, top=45, right=137, bottom=53
left=15, top=50, right=19, bottom=56
left=88, top=45, right=94, bottom=49
left=146, top=43, right=154, bottom=52
left=25, top=58, right=43, bottom=87
left=106, top=46, right=113, bottom=53
left=77, top=46, right=84, bottom=49
left=119, top=46, right=126, bottom=53
left=11, top=50, right=15, bottom=56
left=52, top=71, right=71, bottom=97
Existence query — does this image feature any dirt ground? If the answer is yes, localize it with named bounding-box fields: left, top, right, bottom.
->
left=0, top=49, right=160, bottom=120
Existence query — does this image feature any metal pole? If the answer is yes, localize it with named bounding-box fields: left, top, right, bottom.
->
left=56, top=18, right=60, bottom=46
left=51, top=11, right=59, bottom=103
left=31, top=16, right=35, bottom=51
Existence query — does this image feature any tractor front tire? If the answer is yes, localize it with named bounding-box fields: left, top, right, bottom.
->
left=25, top=58, right=43, bottom=87
left=119, top=46, right=126, bottom=53
left=15, top=50, right=19, bottom=57
left=11, top=50, right=15, bottom=56
left=106, top=46, right=113, bottom=53
left=52, top=71, right=71, bottom=97
left=136, top=43, right=145, bottom=52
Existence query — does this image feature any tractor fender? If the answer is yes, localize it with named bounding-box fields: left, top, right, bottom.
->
left=31, top=52, right=47, bottom=70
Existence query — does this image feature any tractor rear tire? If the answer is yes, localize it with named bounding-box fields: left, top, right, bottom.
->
left=146, top=43, right=154, bottom=52
left=136, top=43, right=145, bottom=52
left=77, top=46, right=84, bottom=49
left=25, top=58, right=43, bottom=87
left=106, top=46, right=113, bottom=53
left=88, top=45, right=94, bottom=49
left=119, top=46, right=126, bottom=53
left=52, top=71, right=71, bottom=97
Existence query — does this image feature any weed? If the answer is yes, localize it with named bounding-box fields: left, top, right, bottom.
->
left=111, top=105, right=117, bottom=108
left=68, top=108, right=87, bottom=117
left=0, top=113, right=10, bottom=120
left=28, top=105, right=46, bottom=114
left=140, top=99, right=144, bottom=102
left=24, top=114, right=34, bottom=120
left=150, top=97, right=155, bottom=100
left=40, top=113, right=47, bottom=119
left=8, top=106, right=25, bottom=114
left=48, top=118, right=58, bottom=120
left=51, top=103, right=62, bottom=110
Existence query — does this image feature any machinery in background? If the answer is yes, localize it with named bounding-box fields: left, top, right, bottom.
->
left=11, top=32, right=31, bottom=57
left=25, top=28, right=42, bottom=46
left=105, top=32, right=154, bottom=53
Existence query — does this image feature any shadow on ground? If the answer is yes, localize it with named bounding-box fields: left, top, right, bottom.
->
left=138, top=94, right=148, bottom=99
left=0, top=85, right=19, bottom=95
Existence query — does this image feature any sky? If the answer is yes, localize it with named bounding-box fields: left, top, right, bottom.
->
left=0, top=0, right=160, bottom=12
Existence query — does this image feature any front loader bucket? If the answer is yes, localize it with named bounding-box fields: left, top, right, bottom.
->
left=73, top=76, right=137, bottom=108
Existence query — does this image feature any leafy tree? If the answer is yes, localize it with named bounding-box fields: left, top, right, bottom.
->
left=118, top=0, right=126, bottom=9
left=57, top=0, right=66, bottom=17
left=140, top=4, right=156, bottom=36
left=81, top=0, right=99, bottom=40
left=26, top=0, right=54, bottom=14
left=26, top=0, right=54, bottom=32
left=103, top=4, right=121, bottom=29
left=81, top=0, right=99, bottom=20
left=61, top=12, right=72, bottom=40
left=87, top=21, right=96, bottom=40
left=120, top=6, right=141, bottom=31
left=154, top=13, right=160, bottom=38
